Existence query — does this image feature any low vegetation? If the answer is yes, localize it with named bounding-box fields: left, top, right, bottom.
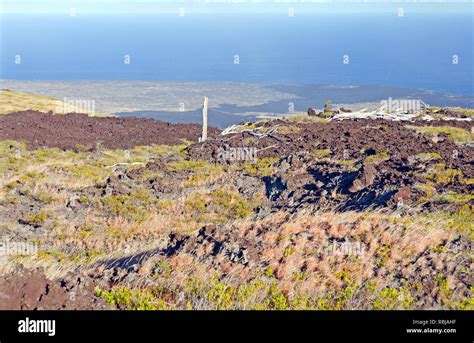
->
left=92, top=209, right=472, bottom=310
left=184, top=188, right=253, bottom=224
left=284, top=113, right=330, bottom=124
left=240, top=157, right=279, bottom=176
left=0, top=89, right=109, bottom=116
left=408, top=125, right=473, bottom=144
left=1, top=111, right=473, bottom=311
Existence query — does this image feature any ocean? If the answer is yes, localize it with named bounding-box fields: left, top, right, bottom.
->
left=1, top=8, right=473, bottom=97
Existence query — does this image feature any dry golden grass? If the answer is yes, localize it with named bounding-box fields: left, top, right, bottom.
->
left=0, top=89, right=110, bottom=116
left=1, top=139, right=471, bottom=309
left=90, top=209, right=472, bottom=310
left=284, top=113, right=330, bottom=123
left=407, top=125, right=473, bottom=144
left=0, top=89, right=63, bottom=114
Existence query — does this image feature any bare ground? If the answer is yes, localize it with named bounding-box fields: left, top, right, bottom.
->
left=0, top=111, right=220, bottom=150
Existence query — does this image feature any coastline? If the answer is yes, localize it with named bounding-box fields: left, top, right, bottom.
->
left=2, top=80, right=473, bottom=127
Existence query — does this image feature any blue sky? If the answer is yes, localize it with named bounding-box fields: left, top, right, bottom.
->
left=1, top=0, right=472, bottom=14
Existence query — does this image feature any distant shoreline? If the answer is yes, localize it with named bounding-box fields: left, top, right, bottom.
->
left=1, top=80, right=472, bottom=127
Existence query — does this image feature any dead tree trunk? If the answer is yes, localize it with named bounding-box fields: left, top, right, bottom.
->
left=200, top=96, right=208, bottom=142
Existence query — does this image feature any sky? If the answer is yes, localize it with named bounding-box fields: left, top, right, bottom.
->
left=1, top=0, right=472, bottom=14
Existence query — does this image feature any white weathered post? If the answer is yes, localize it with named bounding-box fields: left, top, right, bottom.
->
left=201, top=96, right=208, bottom=142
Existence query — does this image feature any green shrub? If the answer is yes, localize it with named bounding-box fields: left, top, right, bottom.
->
left=311, top=148, right=331, bottom=159
left=241, top=157, right=279, bottom=176
left=372, top=287, right=413, bottom=310
left=424, top=163, right=463, bottom=185
left=25, top=211, right=48, bottom=225
left=365, top=152, right=390, bottom=164
left=100, top=191, right=152, bottom=223
left=210, top=189, right=251, bottom=220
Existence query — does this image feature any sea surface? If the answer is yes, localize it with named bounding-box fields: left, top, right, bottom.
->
left=1, top=7, right=473, bottom=96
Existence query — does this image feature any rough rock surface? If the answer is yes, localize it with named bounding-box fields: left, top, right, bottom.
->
left=0, top=266, right=108, bottom=310
left=0, top=110, right=220, bottom=150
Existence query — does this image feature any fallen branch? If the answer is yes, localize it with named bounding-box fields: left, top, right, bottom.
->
left=221, top=124, right=280, bottom=138
left=331, top=106, right=423, bottom=121
left=220, top=124, right=242, bottom=135
left=256, top=144, right=279, bottom=152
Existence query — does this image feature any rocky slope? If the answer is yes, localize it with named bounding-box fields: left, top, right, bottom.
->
left=0, top=110, right=472, bottom=310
